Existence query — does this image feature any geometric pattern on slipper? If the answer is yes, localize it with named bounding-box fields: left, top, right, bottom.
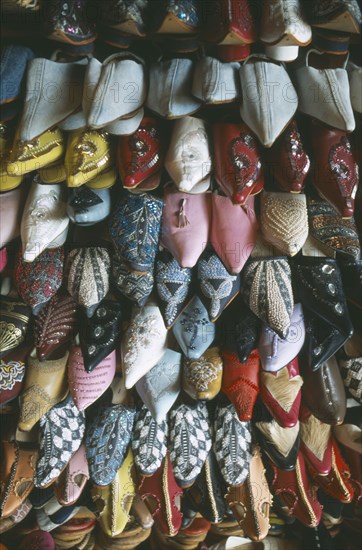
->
left=34, top=395, right=85, bottom=488
left=213, top=398, right=253, bottom=486
left=339, top=357, right=362, bottom=404
left=169, top=402, right=212, bottom=488
left=132, top=404, right=168, bottom=477
left=135, top=349, right=182, bottom=423
left=241, top=257, right=294, bottom=338
left=86, top=404, right=136, bottom=486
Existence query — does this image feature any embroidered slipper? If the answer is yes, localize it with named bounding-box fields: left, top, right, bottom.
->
left=0, top=297, right=31, bottom=359
left=213, top=396, right=253, bottom=486
left=112, top=254, right=154, bottom=308
left=256, top=419, right=300, bottom=471
left=183, top=346, right=223, bottom=401
left=14, top=247, right=64, bottom=315
left=121, top=302, right=168, bottom=389
left=66, top=247, right=111, bottom=318
left=169, top=401, right=212, bottom=488
left=241, top=257, right=294, bottom=339
left=86, top=403, right=136, bottom=486
left=132, top=404, right=168, bottom=477
left=300, top=411, right=333, bottom=476
left=197, top=249, right=241, bottom=322
left=34, top=395, right=85, bottom=489
left=18, top=349, right=69, bottom=432
left=34, top=292, right=78, bottom=361
left=155, top=249, right=193, bottom=329
left=173, top=295, right=215, bottom=359
left=54, top=445, right=89, bottom=506
left=79, top=300, right=123, bottom=373
left=135, top=349, right=182, bottom=423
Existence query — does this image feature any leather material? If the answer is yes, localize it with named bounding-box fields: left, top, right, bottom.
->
left=308, top=439, right=354, bottom=504
left=183, top=346, right=223, bottom=401
left=226, top=445, right=272, bottom=542
left=302, top=311, right=348, bottom=371
left=0, top=441, right=37, bottom=519
left=197, top=249, right=241, bottom=322
left=0, top=185, right=28, bottom=249
left=80, top=300, right=123, bottom=373
left=122, top=303, right=168, bottom=389
left=217, top=295, right=260, bottom=364
left=68, top=346, right=115, bottom=411
left=0, top=344, right=28, bottom=405
left=221, top=349, right=260, bottom=421
left=138, top=452, right=183, bottom=537
left=266, top=119, right=310, bottom=193
left=310, top=120, right=358, bottom=218
left=117, top=116, right=164, bottom=188
left=18, top=351, right=69, bottom=432
left=86, top=403, right=136, bottom=486
left=18, top=530, right=55, bottom=550
left=34, top=292, right=78, bottom=361
left=173, top=295, right=216, bottom=360
left=202, top=0, right=257, bottom=44
left=54, top=444, right=89, bottom=506
left=14, top=247, right=64, bottom=315
left=184, top=451, right=227, bottom=524
left=20, top=176, right=68, bottom=262
left=210, top=193, right=257, bottom=274
left=300, top=413, right=333, bottom=476
left=213, top=121, right=264, bottom=205
left=160, top=185, right=211, bottom=268
left=301, top=356, right=346, bottom=425
left=91, top=448, right=136, bottom=537
left=135, top=349, right=182, bottom=423
left=65, top=129, right=112, bottom=188
left=293, top=256, right=353, bottom=339
left=260, top=358, right=303, bottom=428
left=165, top=116, right=212, bottom=193
left=268, top=451, right=322, bottom=528
left=8, top=128, right=64, bottom=177
left=256, top=420, right=300, bottom=471
left=239, top=56, right=298, bottom=148
left=258, top=303, right=305, bottom=372
left=0, top=297, right=31, bottom=359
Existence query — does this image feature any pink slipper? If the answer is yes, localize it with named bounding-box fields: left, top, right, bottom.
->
left=54, top=444, right=89, bottom=506
left=68, top=345, right=116, bottom=411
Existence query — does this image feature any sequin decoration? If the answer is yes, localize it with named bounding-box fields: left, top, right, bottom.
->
left=184, top=351, right=222, bottom=393
left=86, top=404, right=136, bottom=486
left=286, top=120, right=310, bottom=182
left=45, top=0, right=96, bottom=40
left=241, top=258, right=294, bottom=338
left=156, top=251, right=192, bottom=328
left=198, top=251, right=240, bottom=321
left=109, top=193, right=163, bottom=273
left=102, top=0, right=148, bottom=29
left=328, top=135, right=358, bottom=198
left=14, top=247, right=64, bottom=314
left=308, top=198, right=361, bottom=261
left=229, top=132, right=261, bottom=193
left=167, top=0, right=200, bottom=28
left=66, top=247, right=111, bottom=314
left=127, top=124, right=161, bottom=179
left=123, top=313, right=161, bottom=371
left=112, top=254, right=154, bottom=308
